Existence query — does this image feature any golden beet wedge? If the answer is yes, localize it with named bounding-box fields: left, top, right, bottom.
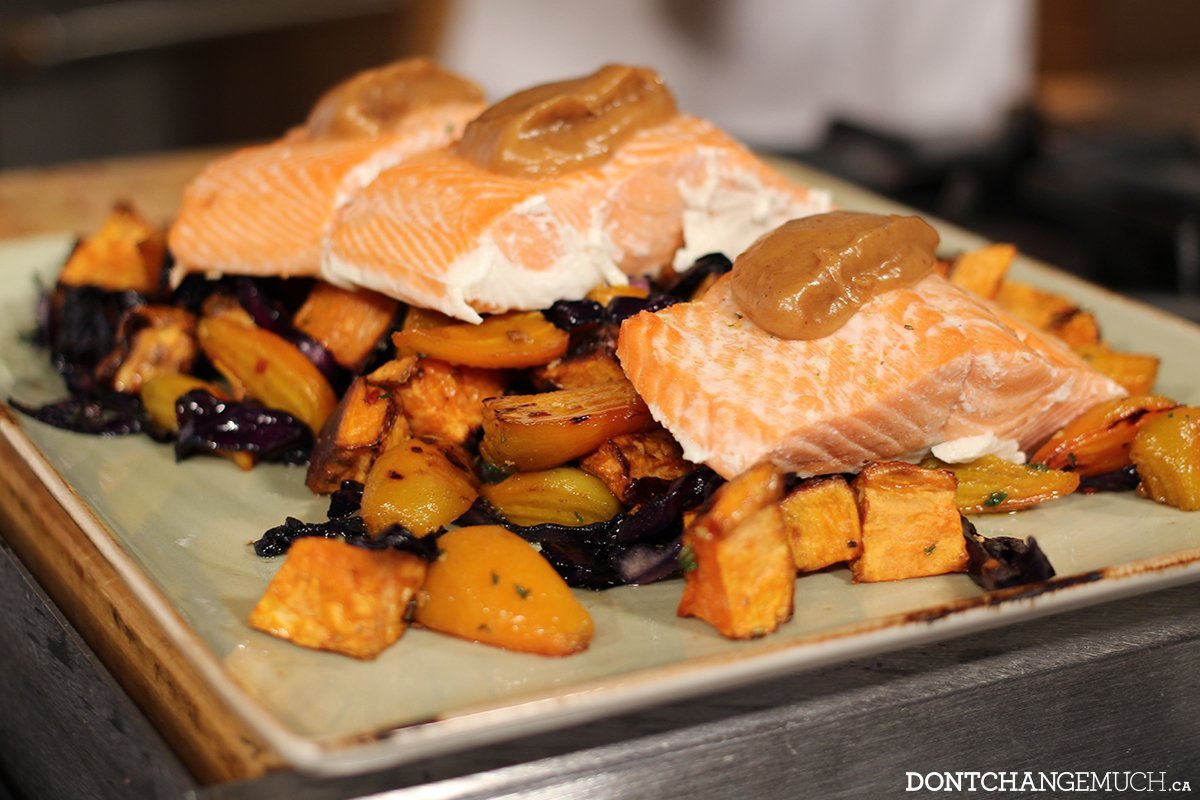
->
left=1131, top=407, right=1200, bottom=511
left=198, top=314, right=338, bottom=434
left=416, top=525, right=594, bottom=656
left=392, top=311, right=568, bottom=369
left=480, top=467, right=621, bottom=527
left=480, top=379, right=655, bottom=472
left=360, top=437, right=478, bottom=536
left=923, top=455, right=1079, bottom=514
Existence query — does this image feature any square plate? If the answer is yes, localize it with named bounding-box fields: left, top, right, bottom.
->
left=3, top=162, right=1199, bottom=776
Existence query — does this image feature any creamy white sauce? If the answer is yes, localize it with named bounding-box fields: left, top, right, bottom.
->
left=931, top=433, right=1026, bottom=464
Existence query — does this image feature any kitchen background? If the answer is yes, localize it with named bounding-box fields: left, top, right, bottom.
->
left=1, top=0, right=1198, bottom=318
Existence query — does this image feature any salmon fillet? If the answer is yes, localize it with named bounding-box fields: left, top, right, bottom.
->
left=616, top=273, right=1124, bottom=478
left=324, top=115, right=831, bottom=322
left=168, top=101, right=484, bottom=280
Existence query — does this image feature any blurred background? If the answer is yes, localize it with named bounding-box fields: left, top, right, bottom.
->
left=1, top=0, right=1198, bottom=316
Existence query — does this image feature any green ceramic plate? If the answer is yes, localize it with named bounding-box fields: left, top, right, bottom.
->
left=3, top=163, right=1198, bottom=776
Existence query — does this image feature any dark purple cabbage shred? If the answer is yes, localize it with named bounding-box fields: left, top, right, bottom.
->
left=10, top=283, right=149, bottom=435
left=963, top=517, right=1056, bottom=591
left=545, top=291, right=681, bottom=332
left=235, top=278, right=351, bottom=392
left=605, top=292, right=679, bottom=322
left=49, top=285, right=146, bottom=392
left=1078, top=465, right=1140, bottom=493
left=8, top=392, right=144, bottom=436
left=458, top=466, right=723, bottom=589
left=326, top=480, right=365, bottom=519
left=253, top=479, right=439, bottom=560
left=174, top=389, right=312, bottom=464
left=663, top=252, right=732, bottom=299
left=545, top=299, right=607, bottom=331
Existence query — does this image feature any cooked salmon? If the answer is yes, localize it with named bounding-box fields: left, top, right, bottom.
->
left=324, top=98, right=830, bottom=322
left=169, top=59, right=485, bottom=281
left=616, top=273, right=1125, bottom=478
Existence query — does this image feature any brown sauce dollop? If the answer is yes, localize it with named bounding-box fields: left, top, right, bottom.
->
left=730, top=211, right=939, bottom=339
left=306, top=58, right=485, bottom=139
left=454, top=64, right=676, bottom=178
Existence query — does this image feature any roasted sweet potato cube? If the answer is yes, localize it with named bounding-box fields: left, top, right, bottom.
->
left=850, top=461, right=968, bottom=583
left=96, top=306, right=197, bottom=393
left=58, top=203, right=165, bottom=292
left=248, top=537, right=427, bottom=660
left=480, top=380, right=655, bottom=472
left=306, top=374, right=411, bottom=493
left=949, top=243, right=1014, bottom=300
left=677, top=462, right=793, bottom=638
left=531, top=349, right=627, bottom=391
left=579, top=429, right=691, bottom=502
left=396, top=358, right=507, bottom=444
left=293, top=283, right=399, bottom=370
left=1074, top=343, right=1159, bottom=396
left=780, top=475, right=862, bottom=572
left=1049, top=310, right=1101, bottom=348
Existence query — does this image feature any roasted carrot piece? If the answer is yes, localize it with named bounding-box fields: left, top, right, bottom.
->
left=586, top=283, right=648, bottom=305
left=392, top=311, right=568, bottom=368
left=948, top=243, right=1014, bottom=300
left=677, top=462, right=793, bottom=639
left=480, top=379, right=655, bottom=472
left=249, top=537, right=427, bottom=660
left=1074, top=343, right=1160, bottom=396
left=293, top=283, right=398, bottom=370
left=994, top=280, right=1079, bottom=331
left=851, top=461, right=968, bottom=583
left=1030, top=395, right=1180, bottom=476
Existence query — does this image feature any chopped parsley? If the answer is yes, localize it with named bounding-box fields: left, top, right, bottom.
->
left=984, top=491, right=1008, bottom=507
left=923, top=543, right=938, bottom=556
left=490, top=570, right=500, bottom=585
left=514, top=583, right=531, bottom=599
left=1026, top=463, right=1050, bottom=472
left=678, top=544, right=698, bottom=573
